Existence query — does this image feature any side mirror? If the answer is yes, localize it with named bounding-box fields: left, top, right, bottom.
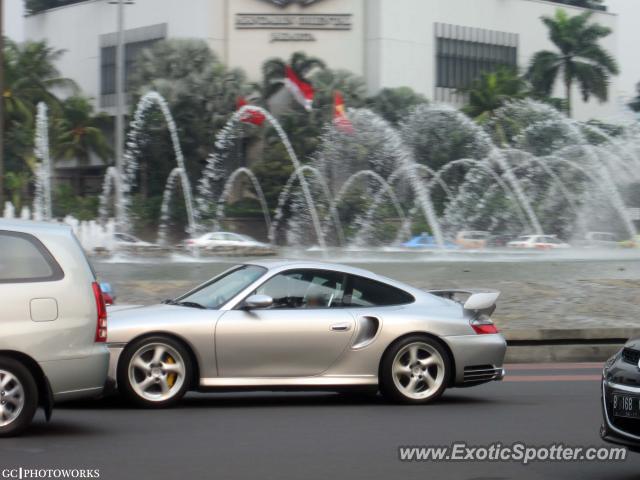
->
left=244, top=294, right=273, bottom=310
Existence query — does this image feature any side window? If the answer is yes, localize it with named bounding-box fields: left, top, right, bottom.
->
left=346, top=275, right=414, bottom=307
left=255, top=269, right=346, bottom=309
left=0, top=231, right=64, bottom=283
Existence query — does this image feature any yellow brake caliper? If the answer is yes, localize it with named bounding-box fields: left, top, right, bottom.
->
left=166, top=355, right=177, bottom=388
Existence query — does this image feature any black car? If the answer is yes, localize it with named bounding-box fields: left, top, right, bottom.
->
left=601, top=341, right=640, bottom=452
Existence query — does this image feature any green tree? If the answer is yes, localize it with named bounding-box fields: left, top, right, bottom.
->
left=629, top=82, right=640, bottom=112
left=462, top=67, right=528, bottom=123
left=128, top=39, right=249, bottom=199
left=366, top=87, right=428, bottom=125
left=527, top=9, right=618, bottom=117
left=3, top=39, right=75, bottom=204
left=52, top=96, right=112, bottom=165
left=261, top=51, right=325, bottom=100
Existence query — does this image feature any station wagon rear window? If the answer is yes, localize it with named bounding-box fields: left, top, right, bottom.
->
left=0, top=231, right=64, bottom=283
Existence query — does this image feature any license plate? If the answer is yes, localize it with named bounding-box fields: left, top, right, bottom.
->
left=613, top=394, right=640, bottom=418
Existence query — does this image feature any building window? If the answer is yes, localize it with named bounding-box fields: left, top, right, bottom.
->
left=436, top=38, right=517, bottom=89
left=100, top=39, right=159, bottom=96
left=99, top=23, right=167, bottom=107
left=434, top=23, right=518, bottom=98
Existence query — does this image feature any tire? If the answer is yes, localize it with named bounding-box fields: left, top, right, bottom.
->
left=379, top=335, right=451, bottom=404
left=118, top=335, right=193, bottom=408
left=0, top=357, right=39, bottom=437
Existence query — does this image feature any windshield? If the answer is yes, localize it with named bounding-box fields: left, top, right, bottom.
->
left=177, top=265, right=267, bottom=309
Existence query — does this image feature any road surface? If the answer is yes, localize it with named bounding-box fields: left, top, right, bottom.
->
left=1, top=363, right=638, bottom=480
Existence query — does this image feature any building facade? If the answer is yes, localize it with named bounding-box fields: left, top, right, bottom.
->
left=24, top=0, right=618, bottom=120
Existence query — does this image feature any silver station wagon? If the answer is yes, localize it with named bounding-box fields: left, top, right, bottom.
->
left=0, top=220, right=110, bottom=436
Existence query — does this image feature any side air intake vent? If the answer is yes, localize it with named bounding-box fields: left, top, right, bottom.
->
left=352, top=316, right=380, bottom=349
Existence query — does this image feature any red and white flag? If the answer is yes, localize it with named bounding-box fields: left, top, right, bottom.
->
left=284, top=65, right=314, bottom=112
left=333, top=91, right=354, bottom=134
left=236, top=97, right=266, bottom=126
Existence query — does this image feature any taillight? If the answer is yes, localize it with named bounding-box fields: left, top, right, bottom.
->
left=470, top=314, right=498, bottom=335
left=92, top=282, right=108, bottom=342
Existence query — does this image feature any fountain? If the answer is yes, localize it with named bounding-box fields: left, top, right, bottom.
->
left=3, top=91, right=640, bottom=257
left=197, top=105, right=328, bottom=249
left=33, top=102, right=53, bottom=221
left=214, top=167, right=272, bottom=235
left=118, top=91, right=197, bottom=236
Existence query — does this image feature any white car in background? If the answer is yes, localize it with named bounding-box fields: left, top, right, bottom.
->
left=507, top=235, right=570, bottom=250
left=183, top=232, right=268, bottom=249
left=114, top=232, right=157, bottom=248
left=583, top=232, right=618, bottom=248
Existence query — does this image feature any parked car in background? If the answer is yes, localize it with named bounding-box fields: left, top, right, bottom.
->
left=113, top=232, right=166, bottom=256
left=579, top=232, right=619, bottom=248
left=487, top=234, right=517, bottom=248
left=620, top=235, right=640, bottom=249
left=114, top=232, right=157, bottom=249
left=0, top=220, right=110, bottom=436
left=401, top=233, right=458, bottom=249
left=183, top=231, right=268, bottom=249
left=455, top=231, right=489, bottom=249
left=106, top=260, right=505, bottom=408
left=507, top=235, right=570, bottom=250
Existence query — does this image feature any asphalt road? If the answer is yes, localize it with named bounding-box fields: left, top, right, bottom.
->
left=1, top=363, right=639, bottom=480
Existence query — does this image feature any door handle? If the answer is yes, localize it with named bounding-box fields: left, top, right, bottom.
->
left=331, top=322, right=352, bottom=332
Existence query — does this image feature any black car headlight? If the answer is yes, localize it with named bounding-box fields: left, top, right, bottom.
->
left=603, top=348, right=623, bottom=379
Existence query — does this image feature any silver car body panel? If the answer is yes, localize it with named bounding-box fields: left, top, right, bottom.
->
left=0, top=220, right=110, bottom=401
left=107, top=259, right=506, bottom=388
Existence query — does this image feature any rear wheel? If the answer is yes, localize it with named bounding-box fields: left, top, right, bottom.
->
left=0, top=357, right=38, bottom=437
left=118, top=336, right=192, bottom=408
left=380, top=336, right=450, bottom=404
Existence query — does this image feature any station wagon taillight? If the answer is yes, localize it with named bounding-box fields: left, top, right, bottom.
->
left=92, top=282, right=108, bottom=342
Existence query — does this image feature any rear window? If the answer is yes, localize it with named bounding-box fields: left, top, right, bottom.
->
left=0, top=231, right=64, bottom=283
left=347, top=275, right=414, bottom=307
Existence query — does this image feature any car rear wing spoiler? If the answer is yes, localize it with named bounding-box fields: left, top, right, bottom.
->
left=428, top=289, right=500, bottom=315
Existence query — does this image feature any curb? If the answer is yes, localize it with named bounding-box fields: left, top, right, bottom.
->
left=502, top=328, right=640, bottom=363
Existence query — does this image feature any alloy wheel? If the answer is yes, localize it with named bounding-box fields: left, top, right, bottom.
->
left=128, top=343, right=186, bottom=402
left=0, top=369, right=25, bottom=427
left=391, top=342, right=446, bottom=400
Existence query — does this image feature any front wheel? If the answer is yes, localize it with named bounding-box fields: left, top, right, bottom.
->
left=0, top=357, right=38, bottom=437
left=118, top=336, right=193, bottom=408
left=380, top=336, right=451, bottom=404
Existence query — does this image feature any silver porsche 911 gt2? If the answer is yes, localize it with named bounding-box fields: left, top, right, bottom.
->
left=107, top=260, right=506, bottom=407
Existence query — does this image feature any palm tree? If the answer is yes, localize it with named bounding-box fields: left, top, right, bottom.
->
left=462, top=67, right=528, bottom=123
left=52, top=96, right=112, bottom=165
left=261, top=51, right=325, bottom=100
left=4, top=40, right=76, bottom=114
left=527, top=9, right=618, bottom=117
left=3, top=39, right=76, bottom=186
